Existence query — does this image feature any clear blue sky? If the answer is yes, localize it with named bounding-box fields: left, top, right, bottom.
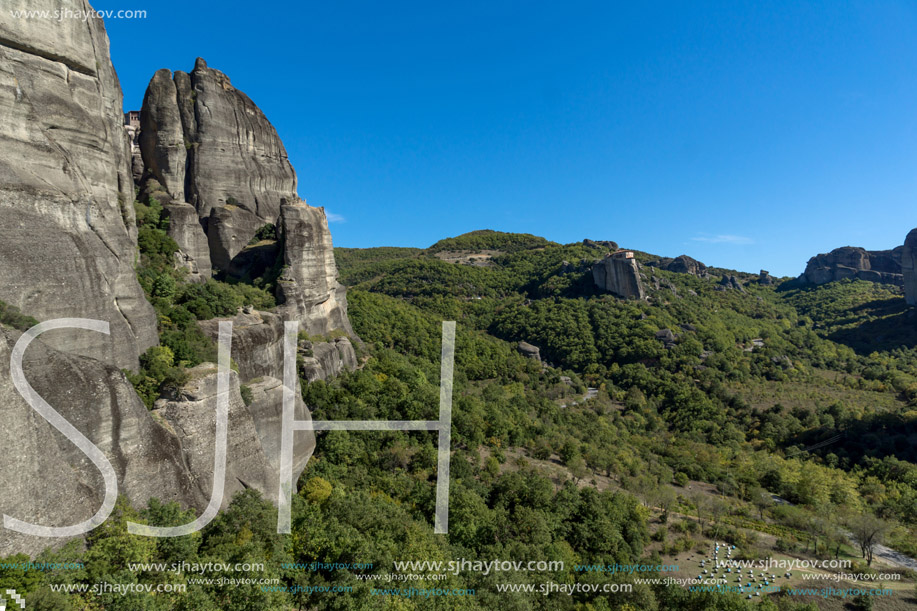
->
left=97, top=0, right=917, bottom=276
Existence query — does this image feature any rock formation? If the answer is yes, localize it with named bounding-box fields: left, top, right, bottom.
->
left=903, top=229, right=917, bottom=306
left=583, top=239, right=618, bottom=251
left=163, top=203, right=211, bottom=281
left=276, top=203, right=354, bottom=337
left=0, top=325, right=204, bottom=556
left=517, top=341, right=541, bottom=361
left=651, top=255, right=707, bottom=277
left=152, top=364, right=315, bottom=508
left=139, top=58, right=296, bottom=248
left=717, top=275, right=746, bottom=292
left=758, top=270, right=775, bottom=285
left=0, top=0, right=158, bottom=369
left=800, top=246, right=903, bottom=286
left=593, top=252, right=646, bottom=299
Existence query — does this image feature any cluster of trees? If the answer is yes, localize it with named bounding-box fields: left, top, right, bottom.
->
left=128, top=199, right=276, bottom=407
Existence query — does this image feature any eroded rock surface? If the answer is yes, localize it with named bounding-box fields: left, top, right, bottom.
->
left=0, top=325, right=204, bottom=556
left=903, top=230, right=917, bottom=306
left=0, top=0, right=158, bottom=369
left=593, top=253, right=646, bottom=299
left=277, top=203, right=354, bottom=336
left=800, top=246, right=903, bottom=286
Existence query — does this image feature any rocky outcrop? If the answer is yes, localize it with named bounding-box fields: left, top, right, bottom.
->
left=717, top=275, right=746, bottom=292
left=0, top=0, right=158, bottom=369
left=139, top=58, right=296, bottom=245
left=517, top=341, right=541, bottom=361
left=651, top=255, right=707, bottom=277
left=299, top=337, right=358, bottom=383
left=245, top=377, right=314, bottom=487
left=138, top=69, right=186, bottom=202
left=198, top=309, right=356, bottom=384
left=0, top=325, right=205, bottom=556
left=153, top=364, right=314, bottom=509
left=163, top=203, right=211, bottom=281
left=583, top=239, right=618, bottom=251
left=903, top=230, right=917, bottom=306
left=800, top=246, right=903, bottom=286
left=207, top=205, right=263, bottom=273
left=593, top=253, right=646, bottom=299
left=276, top=203, right=354, bottom=336
left=758, top=270, right=775, bottom=285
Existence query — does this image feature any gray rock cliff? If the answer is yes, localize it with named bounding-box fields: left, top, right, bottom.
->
left=0, top=325, right=205, bottom=556
left=592, top=252, right=646, bottom=300
left=903, top=229, right=917, bottom=306
left=0, top=0, right=158, bottom=369
left=276, top=203, right=354, bottom=336
left=800, top=246, right=903, bottom=286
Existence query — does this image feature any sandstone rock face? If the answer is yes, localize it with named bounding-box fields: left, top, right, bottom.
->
left=140, top=58, right=296, bottom=235
left=0, top=0, right=158, bottom=369
left=245, top=377, right=314, bottom=487
left=139, top=69, right=186, bottom=202
left=0, top=325, right=205, bottom=556
left=154, top=365, right=289, bottom=509
left=277, top=203, right=354, bottom=336
left=299, top=338, right=358, bottom=383
left=149, top=365, right=316, bottom=508
left=207, top=205, right=262, bottom=273
left=800, top=246, right=903, bottom=286
left=164, top=203, right=211, bottom=281
left=198, top=309, right=355, bottom=384
left=593, top=254, right=646, bottom=299
left=903, top=229, right=917, bottom=306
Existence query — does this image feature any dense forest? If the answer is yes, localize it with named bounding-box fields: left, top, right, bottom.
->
left=3, top=227, right=916, bottom=610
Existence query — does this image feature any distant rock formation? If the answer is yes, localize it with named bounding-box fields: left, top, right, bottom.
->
left=517, top=341, right=541, bottom=361
left=717, top=275, right=746, bottom=292
left=800, top=246, right=903, bottom=286
left=758, top=270, right=775, bottom=285
left=140, top=58, right=296, bottom=225
left=0, top=0, right=158, bottom=369
left=903, top=229, right=917, bottom=306
left=593, top=252, right=646, bottom=299
left=583, top=239, right=619, bottom=251
left=650, top=255, right=707, bottom=277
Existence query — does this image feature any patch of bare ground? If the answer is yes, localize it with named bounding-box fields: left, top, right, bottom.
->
left=433, top=250, right=501, bottom=266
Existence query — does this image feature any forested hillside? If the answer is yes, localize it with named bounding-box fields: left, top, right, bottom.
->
left=6, top=230, right=916, bottom=610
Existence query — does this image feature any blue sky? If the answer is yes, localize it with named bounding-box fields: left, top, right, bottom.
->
left=98, top=0, right=917, bottom=276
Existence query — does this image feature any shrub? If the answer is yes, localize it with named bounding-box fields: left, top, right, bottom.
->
left=0, top=300, right=38, bottom=331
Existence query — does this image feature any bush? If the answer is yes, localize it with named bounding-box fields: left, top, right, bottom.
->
left=249, top=223, right=277, bottom=244
left=0, top=300, right=38, bottom=331
left=240, top=384, right=253, bottom=406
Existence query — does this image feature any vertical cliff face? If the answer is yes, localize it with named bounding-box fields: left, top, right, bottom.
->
left=0, top=326, right=206, bottom=556
left=139, top=59, right=297, bottom=241
left=592, top=253, right=646, bottom=300
left=139, top=60, right=355, bottom=344
left=800, top=246, right=903, bottom=286
left=903, top=229, right=917, bottom=306
left=0, top=0, right=158, bottom=369
left=277, top=203, right=354, bottom=336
